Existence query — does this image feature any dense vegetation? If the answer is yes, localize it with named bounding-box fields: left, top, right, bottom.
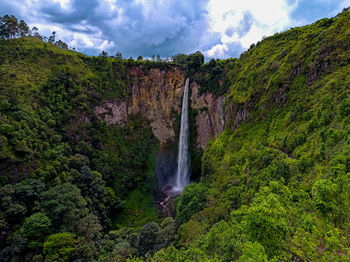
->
left=153, top=9, right=350, bottom=261
left=1, top=9, right=350, bottom=261
left=0, top=28, right=170, bottom=260
left=0, top=15, right=69, bottom=49
left=173, top=51, right=233, bottom=96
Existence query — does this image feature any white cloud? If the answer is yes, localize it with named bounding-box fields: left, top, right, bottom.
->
left=4, top=0, right=344, bottom=59
left=98, top=39, right=115, bottom=51
left=337, top=0, right=350, bottom=12
left=342, top=0, right=350, bottom=6
left=204, top=0, right=299, bottom=58
left=206, top=43, right=228, bottom=58
left=104, top=0, right=118, bottom=11
left=70, top=33, right=95, bottom=48
left=52, top=0, right=71, bottom=9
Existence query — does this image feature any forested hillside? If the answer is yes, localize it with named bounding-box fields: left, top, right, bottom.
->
left=0, top=8, right=349, bottom=262
left=0, top=33, right=170, bottom=261
left=155, top=9, right=350, bottom=261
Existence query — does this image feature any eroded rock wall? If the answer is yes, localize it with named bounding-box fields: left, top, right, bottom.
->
left=126, top=66, right=185, bottom=146
left=94, top=65, right=226, bottom=149
left=190, top=82, right=225, bottom=149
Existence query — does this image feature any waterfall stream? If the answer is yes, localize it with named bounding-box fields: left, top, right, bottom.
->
left=173, top=78, right=191, bottom=192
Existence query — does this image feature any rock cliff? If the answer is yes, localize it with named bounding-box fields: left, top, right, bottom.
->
left=94, top=65, right=226, bottom=149
left=190, top=82, right=225, bottom=149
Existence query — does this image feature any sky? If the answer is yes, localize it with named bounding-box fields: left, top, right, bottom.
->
left=1, top=0, right=349, bottom=59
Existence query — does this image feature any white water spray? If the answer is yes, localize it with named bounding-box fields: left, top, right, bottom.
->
left=173, top=78, right=191, bottom=192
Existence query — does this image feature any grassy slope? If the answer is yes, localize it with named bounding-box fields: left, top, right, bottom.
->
left=156, top=10, right=350, bottom=262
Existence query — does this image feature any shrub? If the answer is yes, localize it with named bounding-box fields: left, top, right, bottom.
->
left=245, top=194, right=289, bottom=257
left=312, top=179, right=337, bottom=216
left=340, top=98, right=350, bottom=117
left=175, top=183, right=208, bottom=224
left=238, top=241, right=268, bottom=262
left=269, top=159, right=291, bottom=182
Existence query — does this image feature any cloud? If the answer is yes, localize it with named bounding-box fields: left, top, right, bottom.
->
left=0, top=0, right=347, bottom=59
left=336, top=0, right=350, bottom=14
left=100, top=0, right=220, bottom=57
left=204, top=0, right=298, bottom=58
left=19, top=0, right=220, bottom=57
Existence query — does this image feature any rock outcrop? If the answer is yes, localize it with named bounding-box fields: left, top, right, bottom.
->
left=190, top=82, right=225, bottom=149
left=94, top=101, right=128, bottom=126
left=126, top=66, right=185, bottom=146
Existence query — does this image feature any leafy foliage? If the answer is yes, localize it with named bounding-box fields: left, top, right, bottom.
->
left=43, top=232, right=75, bottom=262
left=175, top=182, right=207, bottom=224
left=149, top=9, right=350, bottom=261
left=21, top=213, right=51, bottom=249
left=0, top=17, right=157, bottom=260
left=1, top=9, right=350, bottom=262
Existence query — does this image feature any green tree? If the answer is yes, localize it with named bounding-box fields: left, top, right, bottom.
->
left=175, top=183, right=207, bottom=224
left=138, top=222, right=161, bottom=256
left=72, top=213, right=101, bottom=241
left=15, top=179, right=45, bottom=208
left=185, top=51, right=204, bottom=75
left=115, top=52, right=123, bottom=59
left=238, top=241, right=269, bottom=262
left=160, top=217, right=177, bottom=246
left=18, top=20, right=29, bottom=37
left=339, top=98, right=350, bottom=117
left=268, top=159, right=291, bottom=182
left=312, top=179, right=337, bottom=216
left=74, top=166, right=112, bottom=221
left=55, top=40, right=68, bottom=50
left=2, top=15, right=19, bottom=39
left=43, top=232, right=75, bottom=262
left=0, top=184, right=26, bottom=222
left=0, top=232, right=27, bottom=260
left=99, top=50, right=108, bottom=57
left=288, top=227, right=322, bottom=261
left=48, top=31, right=56, bottom=43
left=21, top=213, right=51, bottom=249
left=245, top=193, right=289, bottom=257
left=209, top=58, right=216, bottom=67
left=172, top=53, right=187, bottom=64
left=40, top=183, right=87, bottom=230
left=31, top=26, right=41, bottom=38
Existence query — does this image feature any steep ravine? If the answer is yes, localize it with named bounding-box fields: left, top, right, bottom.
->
left=92, top=65, right=228, bottom=218
left=94, top=65, right=226, bottom=150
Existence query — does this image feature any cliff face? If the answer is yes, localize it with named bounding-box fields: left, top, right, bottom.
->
left=190, top=82, right=225, bottom=149
left=94, top=65, right=225, bottom=149
left=127, top=66, right=185, bottom=146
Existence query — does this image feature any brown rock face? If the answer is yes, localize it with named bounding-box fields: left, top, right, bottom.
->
left=126, top=66, right=185, bottom=146
left=94, top=101, right=128, bottom=126
left=190, top=82, right=225, bottom=149
left=94, top=65, right=225, bottom=149
left=224, top=96, right=252, bottom=130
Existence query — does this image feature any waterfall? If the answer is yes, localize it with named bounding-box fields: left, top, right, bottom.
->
left=173, top=78, right=191, bottom=192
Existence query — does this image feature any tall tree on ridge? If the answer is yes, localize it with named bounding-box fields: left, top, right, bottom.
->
left=18, top=20, right=29, bottom=37
left=48, top=31, right=56, bottom=43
